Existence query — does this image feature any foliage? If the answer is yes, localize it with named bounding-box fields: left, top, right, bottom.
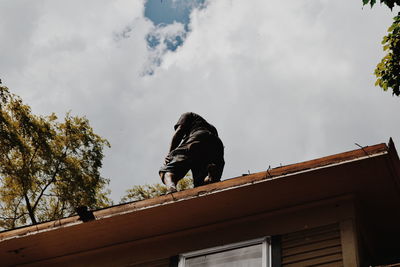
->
left=363, top=1, right=400, bottom=96
left=374, top=13, right=400, bottom=96
left=0, top=86, right=111, bottom=230
left=120, top=176, right=194, bottom=203
left=363, top=0, right=400, bottom=9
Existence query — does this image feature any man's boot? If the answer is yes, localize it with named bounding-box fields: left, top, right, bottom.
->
left=162, top=172, right=177, bottom=193
left=204, top=163, right=217, bottom=184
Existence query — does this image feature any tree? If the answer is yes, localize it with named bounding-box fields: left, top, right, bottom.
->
left=363, top=0, right=400, bottom=96
left=363, top=0, right=400, bottom=9
left=374, top=12, right=400, bottom=95
left=0, top=86, right=111, bottom=230
left=120, top=176, right=193, bottom=203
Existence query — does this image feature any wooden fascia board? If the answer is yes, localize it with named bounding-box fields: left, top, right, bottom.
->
left=0, top=143, right=389, bottom=242
left=8, top=195, right=357, bottom=267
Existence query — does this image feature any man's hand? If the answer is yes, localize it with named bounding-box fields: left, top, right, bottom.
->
left=164, top=155, right=172, bottom=165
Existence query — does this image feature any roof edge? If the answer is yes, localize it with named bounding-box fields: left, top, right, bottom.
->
left=0, top=142, right=390, bottom=241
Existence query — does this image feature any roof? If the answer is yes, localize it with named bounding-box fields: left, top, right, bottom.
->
left=1, top=139, right=400, bottom=266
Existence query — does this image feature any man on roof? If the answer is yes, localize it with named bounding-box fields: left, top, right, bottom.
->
left=159, top=112, right=225, bottom=193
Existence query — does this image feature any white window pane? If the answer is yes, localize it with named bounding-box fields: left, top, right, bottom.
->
left=185, top=244, right=262, bottom=267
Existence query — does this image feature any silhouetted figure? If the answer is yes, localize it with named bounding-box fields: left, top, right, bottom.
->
left=159, top=112, right=225, bottom=192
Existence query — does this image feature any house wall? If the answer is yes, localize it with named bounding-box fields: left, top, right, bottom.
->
left=19, top=196, right=359, bottom=267
left=281, top=223, right=343, bottom=266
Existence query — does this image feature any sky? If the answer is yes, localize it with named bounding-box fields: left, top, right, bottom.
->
left=1, top=0, right=399, bottom=202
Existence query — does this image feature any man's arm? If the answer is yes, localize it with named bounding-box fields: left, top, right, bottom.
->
left=169, top=125, right=185, bottom=153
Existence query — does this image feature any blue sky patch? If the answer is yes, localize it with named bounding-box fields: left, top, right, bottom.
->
left=144, top=0, right=205, bottom=50
left=145, top=0, right=205, bottom=28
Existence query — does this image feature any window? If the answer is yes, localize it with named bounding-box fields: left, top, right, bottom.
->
left=178, top=237, right=270, bottom=267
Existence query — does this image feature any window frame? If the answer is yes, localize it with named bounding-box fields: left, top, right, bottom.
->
left=178, top=237, right=271, bottom=267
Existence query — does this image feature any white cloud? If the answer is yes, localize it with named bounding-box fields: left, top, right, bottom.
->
left=1, top=0, right=399, bottom=201
left=144, top=22, right=186, bottom=75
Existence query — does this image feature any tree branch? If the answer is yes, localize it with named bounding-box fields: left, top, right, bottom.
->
left=31, top=166, right=59, bottom=212
left=32, top=149, right=67, bottom=212
left=0, top=212, right=26, bottom=221
left=24, top=193, right=36, bottom=224
left=27, top=143, right=40, bottom=171
left=4, top=152, right=15, bottom=176
left=52, top=198, right=60, bottom=220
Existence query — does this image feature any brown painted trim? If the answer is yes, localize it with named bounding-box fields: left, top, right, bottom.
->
left=386, top=138, right=400, bottom=195
left=169, top=255, right=179, bottom=267
left=0, top=143, right=388, bottom=241
left=271, top=235, right=282, bottom=267
left=340, top=219, right=360, bottom=267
